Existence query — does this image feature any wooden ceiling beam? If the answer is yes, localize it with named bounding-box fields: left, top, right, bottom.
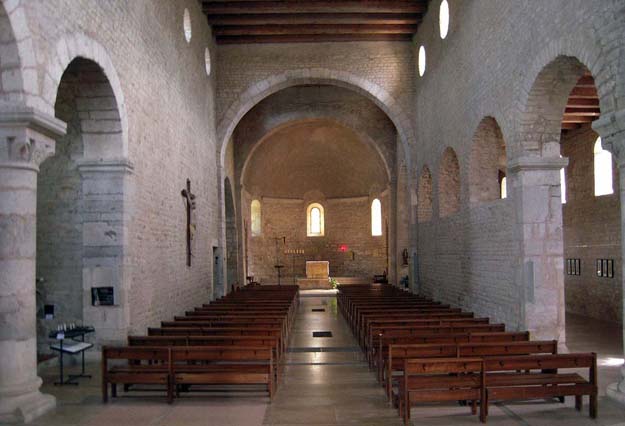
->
left=213, top=24, right=418, bottom=36
left=561, top=123, right=581, bottom=130
left=207, top=13, right=422, bottom=26
left=562, top=115, right=596, bottom=124
left=575, top=75, right=596, bottom=86
left=568, top=86, right=598, bottom=98
left=564, top=108, right=601, bottom=116
left=216, top=33, right=414, bottom=44
left=203, top=1, right=427, bottom=15
left=566, top=98, right=600, bottom=108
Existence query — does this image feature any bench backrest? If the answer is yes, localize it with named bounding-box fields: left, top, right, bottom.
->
left=102, top=346, right=170, bottom=363
left=483, top=353, right=596, bottom=372
left=171, top=346, right=271, bottom=362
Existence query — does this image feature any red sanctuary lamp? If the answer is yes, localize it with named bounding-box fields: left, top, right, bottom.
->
left=338, top=244, right=349, bottom=253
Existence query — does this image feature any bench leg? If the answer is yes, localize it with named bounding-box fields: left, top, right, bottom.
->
left=111, top=383, right=117, bottom=398
left=484, top=391, right=489, bottom=417
left=590, top=394, right=597, bottom=418
left=102, top=380, right=108, bottom=403
left=167, top=377, right=173, bottom=404
left=575, top=395, right=582, bottom=411
left=479, top=392, right=486, bottom=423
left=471, top=399, right=477, bottom=415
left=557, top=396, right=565, bottom=403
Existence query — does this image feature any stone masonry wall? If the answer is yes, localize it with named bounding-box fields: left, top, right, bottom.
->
left=245, top=196, right=389, bottom=284
left=561, top=125, right=622, bottom=323
left=413, top=0, right=624, bottom=331
left=18, top=0, right=219, bottom=340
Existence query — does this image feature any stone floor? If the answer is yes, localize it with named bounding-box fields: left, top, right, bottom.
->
left=33, top=293, right=625, bottom=426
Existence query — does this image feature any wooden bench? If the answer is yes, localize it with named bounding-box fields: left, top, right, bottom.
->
left=171, top=346, right=275, bottom=400
left=371, top=323, right=507, bottom=366
left=482, top=353, right=598, bottom=421
left=148, top=326, right=284, bottom=352
left=386, top=340, right=557, bottom=402
left=101, top=346, right=172, bottom=403
left=397, top=357, right=485, bottom=424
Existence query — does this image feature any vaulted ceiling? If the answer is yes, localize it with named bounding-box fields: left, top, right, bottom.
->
left=201, top=1, right=430, bottom=44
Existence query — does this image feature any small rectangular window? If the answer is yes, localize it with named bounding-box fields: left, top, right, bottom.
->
left=596, top=258, right=614, bottom=278
left=566, top=258, right=580, bottom=275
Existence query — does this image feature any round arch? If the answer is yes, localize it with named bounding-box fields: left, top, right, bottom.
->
left=217, top=69, right=416, bottom=173
left=0, top=0, right=38, bottom=104
left=41, top=33, right=129, bottom=158
left=515, top=34, right=618, bottom=157
left=240, top=118, right=392, bottom=186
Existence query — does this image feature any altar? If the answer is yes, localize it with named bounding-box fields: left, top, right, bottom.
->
left=296, top=261, right=332, bottom=289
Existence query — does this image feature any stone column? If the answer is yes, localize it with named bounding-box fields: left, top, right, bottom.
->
left=508, top=155, right=568, bottom=340
left=593, top=109, right=625, bottom=405
left=77, top=159, right=134, bottom=344
left=0, top=106, right=66, bottom=423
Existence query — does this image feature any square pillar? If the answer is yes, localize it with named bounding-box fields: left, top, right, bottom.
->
left=509, top=155, right=568, bottom=341
left=77, top=159, right=134, bottom=343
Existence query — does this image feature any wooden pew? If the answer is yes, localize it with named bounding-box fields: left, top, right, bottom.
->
left=171, top=346, right=275, bottom=399
left=482, top=353, right=598, bottom=421
left=398, top=357, right=485, bottom=425
left=101, top=346, right=172, bottom=403
left=148, top=326, right=284, bottom=352
left=386, top=340, right=557, bottom=402
left=374, top=323, right=507, bottom=367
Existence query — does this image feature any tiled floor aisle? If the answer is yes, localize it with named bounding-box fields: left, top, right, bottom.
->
left=33, top=292, right=625, bottom=425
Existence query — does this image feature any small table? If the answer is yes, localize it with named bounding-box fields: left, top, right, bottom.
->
left=49, top=326, right=95, bottom=385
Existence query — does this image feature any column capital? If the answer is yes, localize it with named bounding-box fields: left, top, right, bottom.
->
left=0, top=105, right=66, bottom=170
left=508, top=155, right=568, bottom=173
left=593, top=108, right=625, bottom=165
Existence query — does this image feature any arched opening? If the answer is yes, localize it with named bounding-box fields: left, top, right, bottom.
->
left=36, top=57, right=128, bottom=356
left=251, top=199, right=261, bottom=236
left=469, top=117, right=507, bottom=204
left=307, top=203, right=324, bottom=237
left=438, top=147, right=460, bottom=217
left=518, top=55, right=620, bottom=346
left=559, top=70, right=622, bottom=333
left=224, top=177, right=239, bottom=293
left=417, top=166, right=433, bottom=222
left=238, top=115, right=390, bottom=285
left=371, top=198, right=382, bottom=236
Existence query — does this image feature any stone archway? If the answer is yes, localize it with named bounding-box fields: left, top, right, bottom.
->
left=36, top=56, right=133, bottom=356
left=216, top=71, right=416, bottom=290
left=217, top=69, right=416, bottom=173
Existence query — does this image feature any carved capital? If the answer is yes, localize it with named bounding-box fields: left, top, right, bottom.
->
left=593, top=109, right=625, bottom=166
left=0, top=105, right=66, bottom=170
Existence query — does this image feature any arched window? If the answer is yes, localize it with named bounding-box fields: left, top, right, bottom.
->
left=594, top=137, right=614, bottom=196
left=371, top=199, right=382, bottom=236
left=251, top=199, right=261, bottom=236
left=500, top=176, right=507, bottom=199
left=307, top=203, right=324, bottom=237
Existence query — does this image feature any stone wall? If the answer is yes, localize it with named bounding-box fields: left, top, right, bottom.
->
left=16, top=0, right=220, bottom=343
left=561, top=125, right=622, bottom=323
left=412, top=0, right=625, bottom=333
left=245, top=196, right=389, bottom=284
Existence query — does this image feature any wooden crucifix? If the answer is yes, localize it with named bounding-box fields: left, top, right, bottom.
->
left=181, top=178, right=196, bottom=266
